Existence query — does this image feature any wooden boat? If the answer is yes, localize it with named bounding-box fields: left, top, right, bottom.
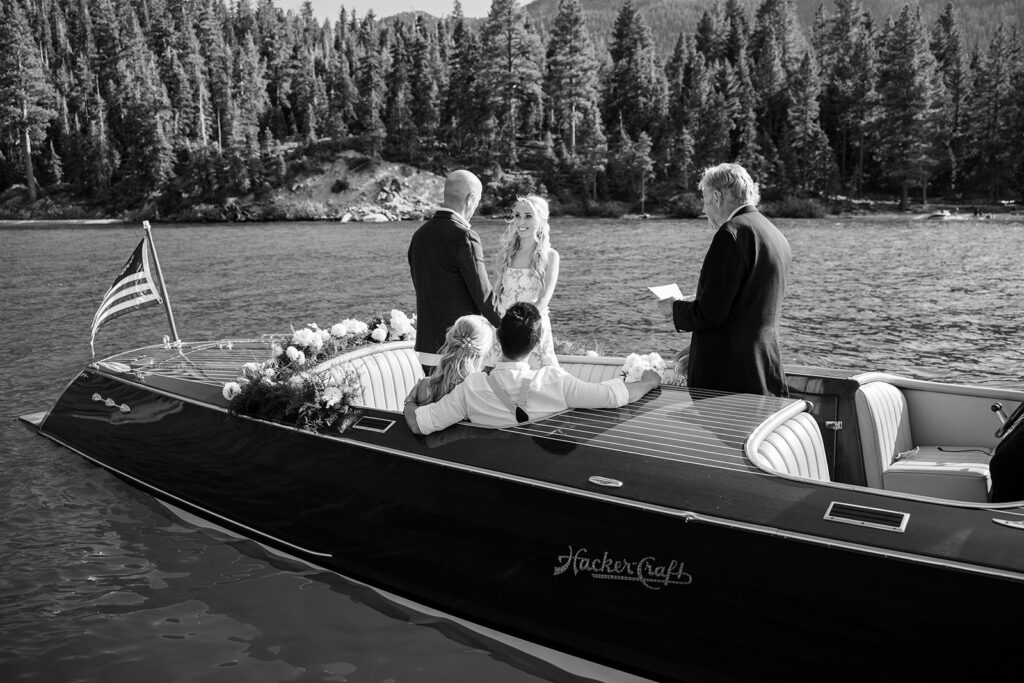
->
left=22, top=339, right=1024, bottom=681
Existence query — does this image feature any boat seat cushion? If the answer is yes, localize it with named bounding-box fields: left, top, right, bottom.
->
left=749, top=412, right=830, bottom=482
left=345, top=345, right=424, bottom=411
left=884, top=447, right=992, bottom=501
left=341, top=349, right=624, bottom=412
left=855, top=381, right=991, bottom=501
left=559, top=356, right=626, bottom=383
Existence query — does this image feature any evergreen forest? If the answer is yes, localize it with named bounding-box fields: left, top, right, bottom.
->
left=1, top=0, right=1022, bottom=219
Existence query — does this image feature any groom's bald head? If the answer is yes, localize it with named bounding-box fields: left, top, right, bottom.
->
left=442, top=170, right=483, bottom=220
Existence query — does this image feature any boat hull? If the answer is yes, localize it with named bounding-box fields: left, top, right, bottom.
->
left=36, top=366, right=1024, bottom=681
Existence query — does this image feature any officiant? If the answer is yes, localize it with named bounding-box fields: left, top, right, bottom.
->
left=656, top=163, right=791, bottom=397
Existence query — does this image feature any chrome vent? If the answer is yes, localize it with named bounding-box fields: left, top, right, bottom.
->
left=351, top=416, right=395, bottom=433
left=824, top=502, right=908, bottom=533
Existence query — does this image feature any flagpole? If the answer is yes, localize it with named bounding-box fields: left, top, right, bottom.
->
left=142, top=220, right=181, bottom=346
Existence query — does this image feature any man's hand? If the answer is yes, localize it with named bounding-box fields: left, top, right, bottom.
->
left=404, top=386, right=424, bottom=434
left=656, top=296, right=679, bottom=317
left=625, top=368, right=662, bottom=402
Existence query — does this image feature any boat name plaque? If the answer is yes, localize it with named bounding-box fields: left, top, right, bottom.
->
left=553, top=546, right=693, bottom=590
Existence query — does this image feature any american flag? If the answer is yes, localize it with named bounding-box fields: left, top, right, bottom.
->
left=90, top=237, right=164, bottom=355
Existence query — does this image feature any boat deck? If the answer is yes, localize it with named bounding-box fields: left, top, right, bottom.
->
left=505, top=387, right=792, bottom=475
left=91, top=341, right=801, bottom=493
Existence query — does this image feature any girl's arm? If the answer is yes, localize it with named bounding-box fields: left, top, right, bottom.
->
left=535, top=250, right=560, bottom=313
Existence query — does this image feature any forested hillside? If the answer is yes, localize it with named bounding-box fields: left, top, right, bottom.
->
left=524, top=0, right=1023, bottom=55
left=0, top=0, right=1021, bottom=221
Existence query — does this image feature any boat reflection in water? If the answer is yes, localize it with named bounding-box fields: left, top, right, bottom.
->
left=23, top=339, right=1024, bottom=681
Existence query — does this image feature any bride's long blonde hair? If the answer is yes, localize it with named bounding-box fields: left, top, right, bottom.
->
left=494, top=195, right=551, bottom=303
left=421, top=315, right=493, bottom=403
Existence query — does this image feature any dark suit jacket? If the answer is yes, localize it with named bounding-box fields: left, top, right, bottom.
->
left=672, top=206, right=791, bottom=396
left=408, top=209, right=502, bottom=356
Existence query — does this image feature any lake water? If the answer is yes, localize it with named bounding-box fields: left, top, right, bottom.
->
left=2, top=214, right=1023, bottom=681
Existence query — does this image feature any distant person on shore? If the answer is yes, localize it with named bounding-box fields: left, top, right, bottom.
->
left=405, top=303, right=660, bottom=435
left=487, top=195, right=561, bottom=369
left=408, top=170, right=502, bottom=375
left=656, top=163, right=791, bottom=396
left=409, top=315, right=493, bottom=405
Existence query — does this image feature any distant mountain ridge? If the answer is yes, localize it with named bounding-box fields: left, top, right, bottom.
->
left=521, top=0, right=1023, bottom=55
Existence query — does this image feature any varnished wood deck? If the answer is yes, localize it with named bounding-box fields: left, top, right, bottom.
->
left=95, top=340, right=802, bottom=478
left=509, top=386, right=796, bottom=474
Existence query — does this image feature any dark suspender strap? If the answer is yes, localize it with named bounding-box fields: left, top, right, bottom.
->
left=486, top=372, right=531, bottom=423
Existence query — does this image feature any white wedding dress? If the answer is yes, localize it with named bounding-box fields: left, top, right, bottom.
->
left=489, top=267, right=558, bottom=369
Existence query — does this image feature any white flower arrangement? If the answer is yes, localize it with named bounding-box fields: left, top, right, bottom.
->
left=225, top=309, right=416, bottom=433
left=620, top=352, right=667, bottom=382
left=389, top=309, right=416, bottom=339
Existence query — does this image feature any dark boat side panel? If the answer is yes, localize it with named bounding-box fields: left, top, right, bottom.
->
left=40, top=370, right=1024, bottom=681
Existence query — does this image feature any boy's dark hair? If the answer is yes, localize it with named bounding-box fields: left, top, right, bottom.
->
left=497, top=302, right=542, bottom=360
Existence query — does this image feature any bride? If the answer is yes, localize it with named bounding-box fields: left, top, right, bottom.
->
left=488, top=195, right=561, bottom=369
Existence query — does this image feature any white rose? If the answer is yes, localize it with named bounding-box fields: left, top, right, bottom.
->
left=389, top=309, right=414, bottom=336
left=222, top=382, right=242, bottom=400
left=371, top=324, right=388, bottom=342
left=342, top=319, right=368, bottom=336
left=271, top=343, right=284, bottom=357
left=330, top=323, right=347, bottom=338
left=322, top=386, right=346, bottom=408
left=585, top=350, right=598, bottom=357
left=286, top=346, right=301, bottom=362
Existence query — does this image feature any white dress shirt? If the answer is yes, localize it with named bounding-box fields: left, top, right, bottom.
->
left=413, top=360, right=630, bottom=435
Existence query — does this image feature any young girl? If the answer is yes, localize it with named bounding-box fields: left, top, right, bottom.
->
left=411, top=315, right=493, bottom=404
left=490, top=195, right=560, bottom=368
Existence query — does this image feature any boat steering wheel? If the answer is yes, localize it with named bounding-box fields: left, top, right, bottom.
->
left=996, top=401, right=1024, bottom=440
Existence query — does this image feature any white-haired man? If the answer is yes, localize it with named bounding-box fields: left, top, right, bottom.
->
left=657, top=163, right=791, bottom=396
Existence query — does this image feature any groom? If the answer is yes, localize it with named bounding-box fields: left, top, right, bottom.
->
left=408, top=170, right=502, bottom=374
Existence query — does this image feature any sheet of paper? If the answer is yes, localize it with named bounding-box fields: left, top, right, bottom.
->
left=648, top=283, right=684, bottom=300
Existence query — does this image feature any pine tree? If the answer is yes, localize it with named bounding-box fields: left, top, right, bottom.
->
left=442, top=10, right=487, bottom=161
left=478, top=0, right=545, bottom=166
left=356, top=13, right=386, bottom=157
left=232, top=32, right=268, bottom=151
left=0, top=0, right=58, bottom=202
left=694, top=5, right=725, bottom=63
left=408, top=15, right=440, bottom=160
left=873, top=6, right=944, bottom=208
left=930, top=3, right=970, bottom=196
left=782, top=52, right=836, bottom=195
left=688, top=57, right=734, bottom=170
left=544, top=0, right=603, bottom=159
left=603, top=1, right=667, bottom=143
left=385, top=27, right=416, bottom=161
left=748, top=0, right=809, bottom=180
left=112, top=7, right=175, bottom=202
left=197, top=0, right=232, bottom=148
left=964, top=26, right=1020, bottom=202
left=812, top=0, right=877, bottom=196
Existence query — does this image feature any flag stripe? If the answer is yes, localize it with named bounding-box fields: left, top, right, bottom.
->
left=94, top=279, right=159, bottom=318
left=93, top=291, right=162, bottom=328
left=91, top=237, right=165, bottom=355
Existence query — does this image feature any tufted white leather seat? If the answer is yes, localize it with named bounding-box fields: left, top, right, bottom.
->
left=330, top=346, right=632, bottom=412
left=748, top=412, right=831, bottom=482
left=559, top=355, right=627, bottom=382
left=339, top=343, right=424, bottom=411
left=854, top=381, right=991, bottom=501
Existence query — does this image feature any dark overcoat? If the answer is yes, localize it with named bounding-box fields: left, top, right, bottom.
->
left=672, top=205, right=791, bottom=396
left=408, top=209, right=502, bottom=356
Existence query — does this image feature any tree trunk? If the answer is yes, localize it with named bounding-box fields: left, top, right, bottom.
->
left=570, top=102, right=577, bottom=157
left=899, top=183, right=909, bottom=210
left=21, top=102, right=37, bottom=203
